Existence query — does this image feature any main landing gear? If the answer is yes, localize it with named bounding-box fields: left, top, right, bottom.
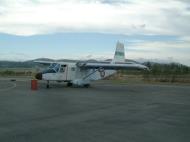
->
left=45, top=81, right=90, bottom=88
left=84, top=84, right=90, bottom=88
left=67, top=82, right=73, bottom=87
left=46, top=80, right=50, bottom=89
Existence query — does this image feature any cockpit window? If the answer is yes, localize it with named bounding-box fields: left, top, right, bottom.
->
left=53, top=64, right=60, bottom=72
left=43, top=63, right=61, bottom=74
left=49, top=63, right=57, bottom=69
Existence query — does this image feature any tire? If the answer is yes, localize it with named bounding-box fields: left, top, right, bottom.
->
left=67, top=82, right=73, bottom=87
left=84, top=84, right=90, bottom=88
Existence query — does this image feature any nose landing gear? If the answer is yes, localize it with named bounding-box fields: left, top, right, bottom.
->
left=35, top=73, right=42, bottom=80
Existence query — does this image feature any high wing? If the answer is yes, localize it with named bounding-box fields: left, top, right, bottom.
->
left=77, top=62, right=148, bottom=70
left=34, top=59, right=79, bottom=65
left=34, top=60, right=55, bottom=65
left=34, top=59, right=110, bottom=65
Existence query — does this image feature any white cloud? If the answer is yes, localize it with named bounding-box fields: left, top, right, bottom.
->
left=0, top=0, right=189, bottom=65
left=0, top=52, right=32, bottom=61
left=126, top=39, right=190, bottom=66
left=0, top=0, right=189, bottom=35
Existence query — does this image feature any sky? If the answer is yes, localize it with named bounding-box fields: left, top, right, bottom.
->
left=0, top=0, right=190, bottom=66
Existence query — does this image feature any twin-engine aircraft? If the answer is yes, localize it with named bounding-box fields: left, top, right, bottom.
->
left=35, top=42, right=148, bottom=88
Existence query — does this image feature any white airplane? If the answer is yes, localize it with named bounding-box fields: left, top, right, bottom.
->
left=35, top=42, right=148, bottom=88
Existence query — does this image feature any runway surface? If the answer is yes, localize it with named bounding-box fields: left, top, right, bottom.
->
left=0, top=78, right=190, bottom=142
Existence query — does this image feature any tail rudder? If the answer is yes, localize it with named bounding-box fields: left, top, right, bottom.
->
left=112, top=41, right=125, bottom=63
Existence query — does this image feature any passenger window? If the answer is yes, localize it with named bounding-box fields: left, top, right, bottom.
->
left=60, top=67, right=65, bottom=72
left=71, top=67, right=75, bottom=71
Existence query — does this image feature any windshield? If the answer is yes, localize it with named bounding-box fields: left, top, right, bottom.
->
left=42, top=63, right=60, bottom=74
left=53, top=64, right=60, bottom=72
left=49, top=63, right=57, bottom=69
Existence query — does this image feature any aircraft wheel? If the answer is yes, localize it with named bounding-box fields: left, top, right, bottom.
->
left=67, top=82, right=73, bottom=87
left=46, top=81, right=50, bottom=89
left=46, top=84, right=49, bottom=89
left=84, top=84, right=90, bottom=88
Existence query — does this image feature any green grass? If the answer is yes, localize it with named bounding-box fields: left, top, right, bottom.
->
left=0, top=68, right=36, bottom=77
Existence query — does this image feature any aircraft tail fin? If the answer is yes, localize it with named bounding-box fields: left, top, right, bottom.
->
left=112, top=41, right=125, bottom=63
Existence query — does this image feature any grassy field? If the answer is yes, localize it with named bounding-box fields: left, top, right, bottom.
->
left=108, top=74, right=190, bottom=84
left=0, top=68, right=35, bottom=77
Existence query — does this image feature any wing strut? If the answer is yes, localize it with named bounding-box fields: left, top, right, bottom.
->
left=83, top=69, right=98, bottom=80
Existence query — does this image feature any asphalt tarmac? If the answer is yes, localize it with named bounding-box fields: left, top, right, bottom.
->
left=0, top=78, right=190, bottom=142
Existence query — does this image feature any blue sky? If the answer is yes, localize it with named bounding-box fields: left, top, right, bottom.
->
left=0, top=0, right=190, bottom=65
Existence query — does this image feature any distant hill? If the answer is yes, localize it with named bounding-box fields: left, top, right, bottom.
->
left=0, top=59, right=189, bottom=71
left=34, top=58, right=55, bottom=62
left=0, top=60, right=35, bottom=68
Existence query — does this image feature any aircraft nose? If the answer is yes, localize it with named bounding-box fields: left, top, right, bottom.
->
left=35, top=73, right=42, bottom=80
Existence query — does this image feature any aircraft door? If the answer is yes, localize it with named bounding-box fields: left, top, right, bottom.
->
left=66, top=66, right=76, bottom=81
left=58, top=65, right=68, bottom=80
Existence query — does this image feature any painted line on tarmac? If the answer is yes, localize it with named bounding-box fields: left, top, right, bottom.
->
left=0, top=82, right=17, bottom=92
